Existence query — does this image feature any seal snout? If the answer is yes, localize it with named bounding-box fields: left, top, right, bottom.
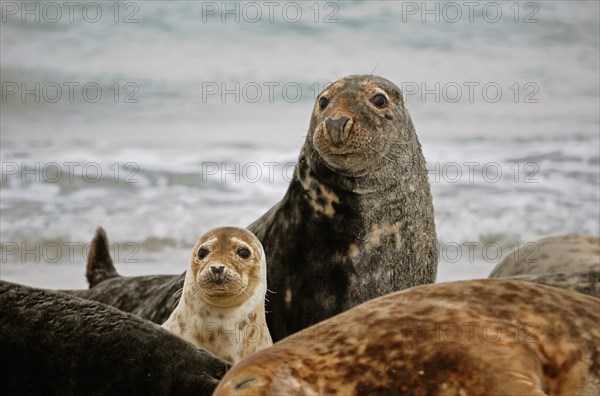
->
left=324, top=115, right=353, bottom=146
left=211, top=265, right=225, bottom=275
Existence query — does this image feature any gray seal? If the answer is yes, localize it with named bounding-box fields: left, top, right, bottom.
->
left=70, top=75, right=438, bottom=341
left=490, top=234, right=600, bottom=298
left=0, top=280, right=230, bottom=396
left=505, top=270, right=600, bottom=298
left=489, top=234, right=600, bottom=278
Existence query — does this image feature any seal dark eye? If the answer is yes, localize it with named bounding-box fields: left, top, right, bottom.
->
left=198, top=247, right=209, bottom=259
left=371, top=93, right=387, bottom=109
left=237, top=247, right=251, bottom=259
left=318, top=96, right=329, bottom=110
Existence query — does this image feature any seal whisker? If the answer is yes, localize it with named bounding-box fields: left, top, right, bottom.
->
left=388, top=139, right=413, bottom=145
left=173, top=287, right=183, bottom=298
left=370, top=61, right=382, bottom=76
left=175, top=280, right=194, bottom=303
left=366, top=143, right=397, bottom=164
left=183, top=283, right=203, bottom=302
left=310, top=147, right=318, bottom=163
left=172, top=286, right=184, bottom=307
left=240, top=286, right=254, bottom=300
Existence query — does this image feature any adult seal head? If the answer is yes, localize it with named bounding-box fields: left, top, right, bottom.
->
left=72, top=75, right=438, bottom=341
left=162, top=227, right=272, bottom=363
left=214, top=279, right=600, bottom=395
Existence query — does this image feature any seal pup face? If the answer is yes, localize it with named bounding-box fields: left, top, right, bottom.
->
left=189, top=227, right=265, bottom=308
left=310, top=75, right=408, bottom=176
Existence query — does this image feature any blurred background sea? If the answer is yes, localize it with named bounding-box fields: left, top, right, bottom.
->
left=1, top=0, right=599, bottom=288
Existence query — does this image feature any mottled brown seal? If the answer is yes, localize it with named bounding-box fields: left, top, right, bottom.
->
left=0, top=280, right=230, bottom=396
left=71, top=74, right=438, bottom=341
left=214, top=279, right=600, bottom=396
left=490, top=234, right=600, bottom=278
left=162, top=227, right=272, bottom=363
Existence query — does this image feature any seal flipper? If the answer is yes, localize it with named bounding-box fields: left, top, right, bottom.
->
left=86, top=227, right=120, bottom=288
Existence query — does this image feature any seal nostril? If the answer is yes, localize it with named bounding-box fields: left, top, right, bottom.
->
left=325, top=116, right=351, bottom=144
left=211, top=265, right=225, bottom=275
left=325, top=116, right=349, bottom=134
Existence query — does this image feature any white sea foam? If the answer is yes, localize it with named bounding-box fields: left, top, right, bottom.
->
left=1, top=1, right=598, bottom=288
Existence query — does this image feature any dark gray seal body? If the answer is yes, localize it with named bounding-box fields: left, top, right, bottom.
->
left=0, top=280, right=229, bottom=396
left=70, top=75, right=438, bottom=341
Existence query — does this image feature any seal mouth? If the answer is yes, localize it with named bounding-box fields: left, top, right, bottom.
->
left=198, top=269, right=250, bottom=299
left=201, top=283, right=249, bottom=300
left=313, top=144, right=365, bottom=172
left=312, top=119, right=373, bottom=174
left=200, top=278, right=236, bottom=294
left=203, top=288, right=235, bottom=297
left=206, top=277, right=229, bottom=286
left=323, top=150, right=360, bottom=157
left=197, top=270, right=240, bottom=295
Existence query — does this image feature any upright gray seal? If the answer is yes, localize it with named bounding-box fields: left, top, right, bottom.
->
left=71, top=75, right=438, bottom=341
left=0, top=280, right=230, bottom=396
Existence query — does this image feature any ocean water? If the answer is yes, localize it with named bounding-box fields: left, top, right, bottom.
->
left=1, top=1, right=599, bottom=289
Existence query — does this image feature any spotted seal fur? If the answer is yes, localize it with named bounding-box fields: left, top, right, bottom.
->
left=214, top=279, right=600, bottom=395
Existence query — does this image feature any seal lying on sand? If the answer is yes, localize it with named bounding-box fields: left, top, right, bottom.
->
left=214, top=279, right=600, bottom=396
left=162, top=227, right=272, bottom=363
left=489, top=234, right=600, bottom=298
left=72, top=74, right=438, bottom=341
left=0, top=280, right=229, bottom=396
left=490, top=234, right=600, bottom=278
left=505, top=270, right=600, bottom=298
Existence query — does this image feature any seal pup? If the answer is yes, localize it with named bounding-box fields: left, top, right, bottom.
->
left=74, top=74, right=438, bottom=341
left=214, top=279, right=600, bottom=396
left=0, top=280, right=230, bottom=396
left=162, top=227, right=272, bottom=363
left=490, top=234, right=600, bottom=278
